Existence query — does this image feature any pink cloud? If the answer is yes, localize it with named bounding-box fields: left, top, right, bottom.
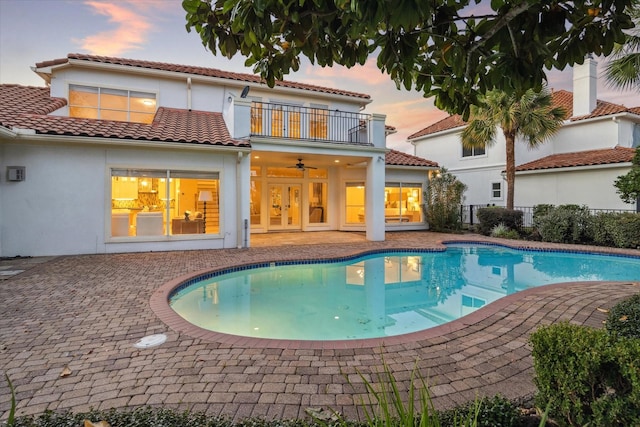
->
left=302, top=58, right=390, bottom=87
left=75, top=1, right=153, bottom=56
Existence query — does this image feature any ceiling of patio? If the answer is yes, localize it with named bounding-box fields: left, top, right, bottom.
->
left=249, top=150, right=370, bottom=169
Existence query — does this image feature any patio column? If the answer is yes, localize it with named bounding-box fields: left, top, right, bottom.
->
left=365, top=154, right=385, bottom=241
left=237, top=151, right=251, bottom=248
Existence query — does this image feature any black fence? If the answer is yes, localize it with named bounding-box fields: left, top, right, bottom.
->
left=460, top=205, right=637, bottom=229
left=250, top=102, right=371, bottom=144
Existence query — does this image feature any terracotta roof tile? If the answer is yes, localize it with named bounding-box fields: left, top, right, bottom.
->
left=385, top=149, right=438, bottom=168
left=515, top=146, right=635, bottom=172
left=409, top=90, right=640, bottom=139
left=0, top=84, right=246, bottom=147
left=551, top=89, right=633, bottom=121
left=407, top=115, right=465, bottom=139
left=36, top=53, right=371, bottom=100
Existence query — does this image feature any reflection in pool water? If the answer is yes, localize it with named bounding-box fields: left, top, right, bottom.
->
left=169, top=244, right=640, bottom=341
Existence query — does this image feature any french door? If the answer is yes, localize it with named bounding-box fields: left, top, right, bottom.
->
left=268, top=184, right=301, bottom=230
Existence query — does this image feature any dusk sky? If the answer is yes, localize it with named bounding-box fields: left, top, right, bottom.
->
left=1, top=0, right=638, bottom=153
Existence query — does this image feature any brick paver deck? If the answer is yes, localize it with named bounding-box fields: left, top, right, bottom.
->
left=1, top=232, right=639, bottom=421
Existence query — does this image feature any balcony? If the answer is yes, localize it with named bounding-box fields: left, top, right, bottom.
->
left=250, top=102, right=372, bottom=145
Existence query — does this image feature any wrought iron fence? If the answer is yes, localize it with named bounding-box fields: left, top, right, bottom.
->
left=250, top=102, right=371, bottom=144
left=460, top=204, right=637, bottom=229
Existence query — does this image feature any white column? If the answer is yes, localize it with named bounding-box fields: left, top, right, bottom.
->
left=232, top=99, right=252, bottom=139
left=365, top=154, right=385, bottom=241
left=237, top=151, right=251, bottom=248
left=370, top=113, right=387, bottom=148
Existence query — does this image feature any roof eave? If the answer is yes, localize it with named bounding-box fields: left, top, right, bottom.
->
left=37, top=57, right=372, bottom=105
left=408, top=125, right=465, bottom=142
left=1, top=131, right=251, bottom=152
left=516, top=162, right=633, bottom=175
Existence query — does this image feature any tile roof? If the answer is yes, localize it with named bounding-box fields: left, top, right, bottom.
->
left=550, top=89, right=634, bottom=121
left=36, top=53, right=371, bottom=101
left=406, top=115, right=465, bottom=139
left=385, top=149, right=439, bottom=168
left=408, top=89, right=640, bottom=139
left=515, top=146, right=636, bottom=172
left=0, top=84, right=246, bottom=147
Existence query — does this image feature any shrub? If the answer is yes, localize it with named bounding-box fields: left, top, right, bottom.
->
left=607, top=213, right=640, bottom=249
left=426, top=167, right=467, bottom=232
left=532, top=204, right=554, bottom=230
left=530, top=322, right=640, bottom=427
left=476, top=208, right=523, bottom=236
left=534, top=205, right=592, bottom=244
left=590, top=212, right=640, bottom=249
left=490, top=223, right=520, bottom=239
left=439, top=395, right=521, bottom=427
left=590, top=212, right=618, bottom=247
left=606, top=293, right=640, bottom=339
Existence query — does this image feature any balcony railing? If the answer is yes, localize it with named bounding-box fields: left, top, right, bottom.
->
left=250, top=102, right=371, bottom=144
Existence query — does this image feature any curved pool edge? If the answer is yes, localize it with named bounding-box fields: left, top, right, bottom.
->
left=149, top=240, right=640, bottom=349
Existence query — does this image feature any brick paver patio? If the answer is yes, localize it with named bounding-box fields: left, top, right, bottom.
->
left=1, top=231, right=639, bottom=421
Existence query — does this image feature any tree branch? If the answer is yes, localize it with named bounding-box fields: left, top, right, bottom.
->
left=464, top=2, right=531, bottom=79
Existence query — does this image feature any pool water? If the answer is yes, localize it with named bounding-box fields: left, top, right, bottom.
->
left=169, top=244, right=640, bottom=340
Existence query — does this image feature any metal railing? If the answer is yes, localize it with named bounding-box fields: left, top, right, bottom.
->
left=250, top=102, right=371, bottom=144
left=460, top=204, right=637, bottom=229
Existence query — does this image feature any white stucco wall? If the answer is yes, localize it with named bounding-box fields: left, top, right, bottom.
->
left=514, top=166, right=635, bottom=210
left=0, top=139, right=242, bottom=257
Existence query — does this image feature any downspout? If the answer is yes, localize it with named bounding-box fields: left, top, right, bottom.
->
left=187, top=77, right=192, bottom=111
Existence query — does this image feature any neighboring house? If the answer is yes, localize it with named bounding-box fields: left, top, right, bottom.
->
left=408, top=58, right=640, bottom=212
left=0, top=54, right=438, bottom=257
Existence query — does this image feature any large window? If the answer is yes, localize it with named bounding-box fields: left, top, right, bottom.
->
left=69, top=85, right=156, bottom=124
left=310, top=104, right=328, bottom=139
left=384, top=183, right=423, bottom=223
left=462, top=144, right=486, bottom=158
left=346, top=183, right=365, bottom=224
left=110, top=169, right=219, bottom=238
left=250, top=166, right=262, bottom=225
left=309, top=182, right=327, bottom=224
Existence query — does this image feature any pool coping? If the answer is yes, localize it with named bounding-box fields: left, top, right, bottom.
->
left=149, top=240, right=640, bottom=349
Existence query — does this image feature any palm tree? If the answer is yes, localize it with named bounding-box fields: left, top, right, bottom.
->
left=604, top=3, right=640, bottom=91
left=461, top=88, right=566, bottom=210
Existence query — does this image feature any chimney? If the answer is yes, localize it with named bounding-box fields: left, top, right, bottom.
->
left=573, top=55, right=597, bottom=116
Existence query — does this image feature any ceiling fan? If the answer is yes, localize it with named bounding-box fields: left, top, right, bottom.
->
left=288, top=158, right=317, bottom=171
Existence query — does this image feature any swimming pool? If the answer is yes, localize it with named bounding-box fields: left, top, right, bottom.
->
left=169, top=243, right=640, bottom=341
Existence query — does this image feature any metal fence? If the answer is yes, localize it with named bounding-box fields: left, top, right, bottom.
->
left=250, top=102, right=371, bottom=144
left=460, top=204, right=638, bottom=229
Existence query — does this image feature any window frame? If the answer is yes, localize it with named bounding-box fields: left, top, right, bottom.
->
left=69, top=83, right=157, bottom=124
left=108, top=167, right=221, bottom=240
left=461, top=144, right=486, bottom=158
left=490, top=181, right=503, bottom=200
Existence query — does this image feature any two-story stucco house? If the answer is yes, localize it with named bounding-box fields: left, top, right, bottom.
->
left=0, top=54, right=438, bottom=257
left=408, top=58, right=640, bottom=213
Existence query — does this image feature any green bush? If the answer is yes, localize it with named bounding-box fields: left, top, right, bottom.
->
left=534, top=205, right=592, bottom=244
left=426, top=167, right=467, bottom=232
left=490, top=223, right=520, bottom=239
left=590, top=212, right=618, bottom=247
left=606, top=293, right=640, bottom=339
left=439, top=395, right=521, bottom=427
left=531, top=204, right=554, bottom=230
left=590, top=212, right=640, bottom=249
left=476, top=208, right=523, bottom=236
left=530, top=322, right=640, bottom=427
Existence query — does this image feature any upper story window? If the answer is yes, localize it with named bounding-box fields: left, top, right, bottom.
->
left=69, top=84, right=156, bottom=124
left=462, top=144, right=486, bottom=157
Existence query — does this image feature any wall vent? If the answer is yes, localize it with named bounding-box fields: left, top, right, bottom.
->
left=7, top=166, right=26, bottom=182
